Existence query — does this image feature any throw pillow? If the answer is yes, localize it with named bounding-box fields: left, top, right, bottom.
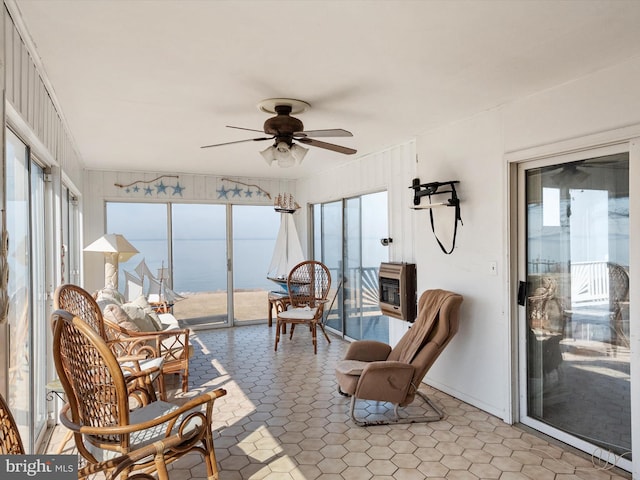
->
left=121, top=302, right=159, bottom=332
left=103, top=304, right=141, bottom=332
left=131, top=295, right=163, bottom=330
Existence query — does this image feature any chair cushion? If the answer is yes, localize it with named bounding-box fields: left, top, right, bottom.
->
left=121, top=302, right=160, bottom=332
left=86, top=400, right=202, bottom=461
left=103, top=304, right=141, bottom=332
left=278, top=306, right=318, bottom=320
left=120, top=357, right=165, bottom=382
left=335, top=359, right=366, bottom=376
left=95, top=288, right=125, bottom=306
left=130, top=295, right=163, bottom=330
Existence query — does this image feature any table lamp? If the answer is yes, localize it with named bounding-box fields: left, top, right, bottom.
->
left=84, top=233, right=139, bottom=289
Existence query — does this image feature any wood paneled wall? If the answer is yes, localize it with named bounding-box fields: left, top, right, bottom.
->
left=4, top=6, right=83, bottom=189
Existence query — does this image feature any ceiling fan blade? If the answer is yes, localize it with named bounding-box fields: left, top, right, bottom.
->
left=294, top=128, right=353, bottom=138
left=226, top=125, right=267, bottom=134
left=200, top=136, right=273, bottom=149
left=297, top=137, right=357, bottom=155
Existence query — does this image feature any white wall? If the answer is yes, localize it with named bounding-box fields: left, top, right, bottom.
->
left=413, top=109, right=509, bottom=418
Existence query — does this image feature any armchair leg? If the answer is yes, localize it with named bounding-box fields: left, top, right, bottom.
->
left=318, top=323, right=331, bottom=344
left=274, top=319, right=281, bottom=351
left=348, top=390, right=444, bottom=426
left=181, top=370, right=189, bottom=393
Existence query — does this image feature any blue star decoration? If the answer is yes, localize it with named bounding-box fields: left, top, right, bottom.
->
left=217, top=186, right=230, bottom=199
left=256, top=190, right=263, bottom=197
left=156, top=181, right=168, bottom=194
left=133, top=185, right=140, bottom=192
left=125, top=187, right=131, bottom=193
left=244, top=188, right=253, bottom=198
left=144, top=186, right=153, bottom=195
left=231, top=185, right=243, bottom=197
left=172, top=182, right=185, bottom=196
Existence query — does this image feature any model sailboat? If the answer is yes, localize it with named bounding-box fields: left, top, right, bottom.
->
left=267, top=201, right=305, bottom=291
left=134, top=259, right=185, bottom=304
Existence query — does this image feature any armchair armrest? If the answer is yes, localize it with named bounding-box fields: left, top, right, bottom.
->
left=355, top=361, right=415, bottom=404
left=59, top=388, right=227, bottom=465
left=105, top=320, right=190, bottom=362
left=60, top=388, right=227, bottom=437
left=344, top=340, right=392, bottom=362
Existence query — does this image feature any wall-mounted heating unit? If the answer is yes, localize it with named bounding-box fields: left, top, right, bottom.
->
left=378, top=262, right=417, bottom=322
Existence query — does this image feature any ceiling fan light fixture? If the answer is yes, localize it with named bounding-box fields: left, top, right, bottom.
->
left=274, top=141, right=296, bottom=167
left=290, top=143, right=308, bottom=164
left=260, top=145, right=277, bottom=165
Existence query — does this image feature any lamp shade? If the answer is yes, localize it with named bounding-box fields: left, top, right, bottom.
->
left=84, top=234, right=139, bottom=288
left=84, top=233, right=139, bottom=261
left=290, top=143, right=308, bottom=164
left=261, top=141, right=307, bottom=168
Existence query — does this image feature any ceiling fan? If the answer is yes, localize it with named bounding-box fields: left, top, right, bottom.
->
left=200, top=98, right=357, bottom=167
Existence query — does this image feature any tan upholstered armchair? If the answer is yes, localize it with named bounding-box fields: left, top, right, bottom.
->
left=336, top=289, right=463, bottom=426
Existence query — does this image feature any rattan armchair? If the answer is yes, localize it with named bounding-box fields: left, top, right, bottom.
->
left=55, top=284, right=167, bottom=400
left=51, top=309, right=226, bottom=479
left=0, top=391, right=24, bottom=455
left=275, top=260, right=332, bottom=354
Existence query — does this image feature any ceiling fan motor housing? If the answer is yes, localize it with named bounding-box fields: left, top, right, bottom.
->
left=263, top=105, right=304, bottom=144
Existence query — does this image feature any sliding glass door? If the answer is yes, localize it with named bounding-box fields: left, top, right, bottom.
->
left=344, top=192, right=389, bottom=340
left=313, top=191, right=389, bottom=342
left=232, top=205, right=279, bottom=324
left=5, top=129, right=47, bottom=451
left=519, top=149, right=631, bottom=468
left=172, top=204, right=228, bottom=327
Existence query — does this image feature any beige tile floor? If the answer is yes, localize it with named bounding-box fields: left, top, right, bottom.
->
left=46, top=324, right=632, bottom=480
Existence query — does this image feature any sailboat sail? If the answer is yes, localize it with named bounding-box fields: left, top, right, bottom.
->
left=134, top=258, right=184, bottom=303
left=267, top=213, right=305, bottom=287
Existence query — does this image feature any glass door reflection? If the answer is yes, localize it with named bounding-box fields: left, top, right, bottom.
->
left=524, top=153, right=630, bottom=460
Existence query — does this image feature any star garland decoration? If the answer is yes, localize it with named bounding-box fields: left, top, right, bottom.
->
left=218, top=178, right=271, bottom=200
left=115, top=175, right=185, bottom=197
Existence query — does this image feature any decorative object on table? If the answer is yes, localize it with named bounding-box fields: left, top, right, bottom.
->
left=409, top=178, right=462, bottom=254
left=335, top=289, right=463, bottom=426
left=274, top=193, right=300, bottom=213
left=134, top=259, right=185, bottom=308
left=267, top=210, right=305, bottom=291
left=84, top=233, right=139, bottom=289
left=200, top=98, right=357, bottom=167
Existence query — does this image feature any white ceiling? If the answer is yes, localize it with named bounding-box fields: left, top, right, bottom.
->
left=10, top=0, right=640, bottom=180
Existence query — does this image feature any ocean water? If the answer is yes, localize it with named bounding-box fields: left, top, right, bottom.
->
left=120, top=238, right=277, bottom=293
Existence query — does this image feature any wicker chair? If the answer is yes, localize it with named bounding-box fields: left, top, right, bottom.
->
left=51, top=308, right=226, bottom=479
left=2, top=389, right=220, bottom=480
left=54, top=283, right=190, bottom=397
left=0, top=391, right=24, bottom=455
left=275, top=260, right=332, bottom=354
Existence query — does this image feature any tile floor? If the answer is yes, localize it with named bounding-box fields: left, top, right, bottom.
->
left=46, top=324, right=632, bottom=480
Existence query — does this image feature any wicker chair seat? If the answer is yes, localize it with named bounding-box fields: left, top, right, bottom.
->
left=83, top=400, right=202, bottom=461
left=278, top=306, right=318, bottom=320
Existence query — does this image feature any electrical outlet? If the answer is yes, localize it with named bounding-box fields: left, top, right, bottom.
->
left=488, top=262, right=498, bottom=276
